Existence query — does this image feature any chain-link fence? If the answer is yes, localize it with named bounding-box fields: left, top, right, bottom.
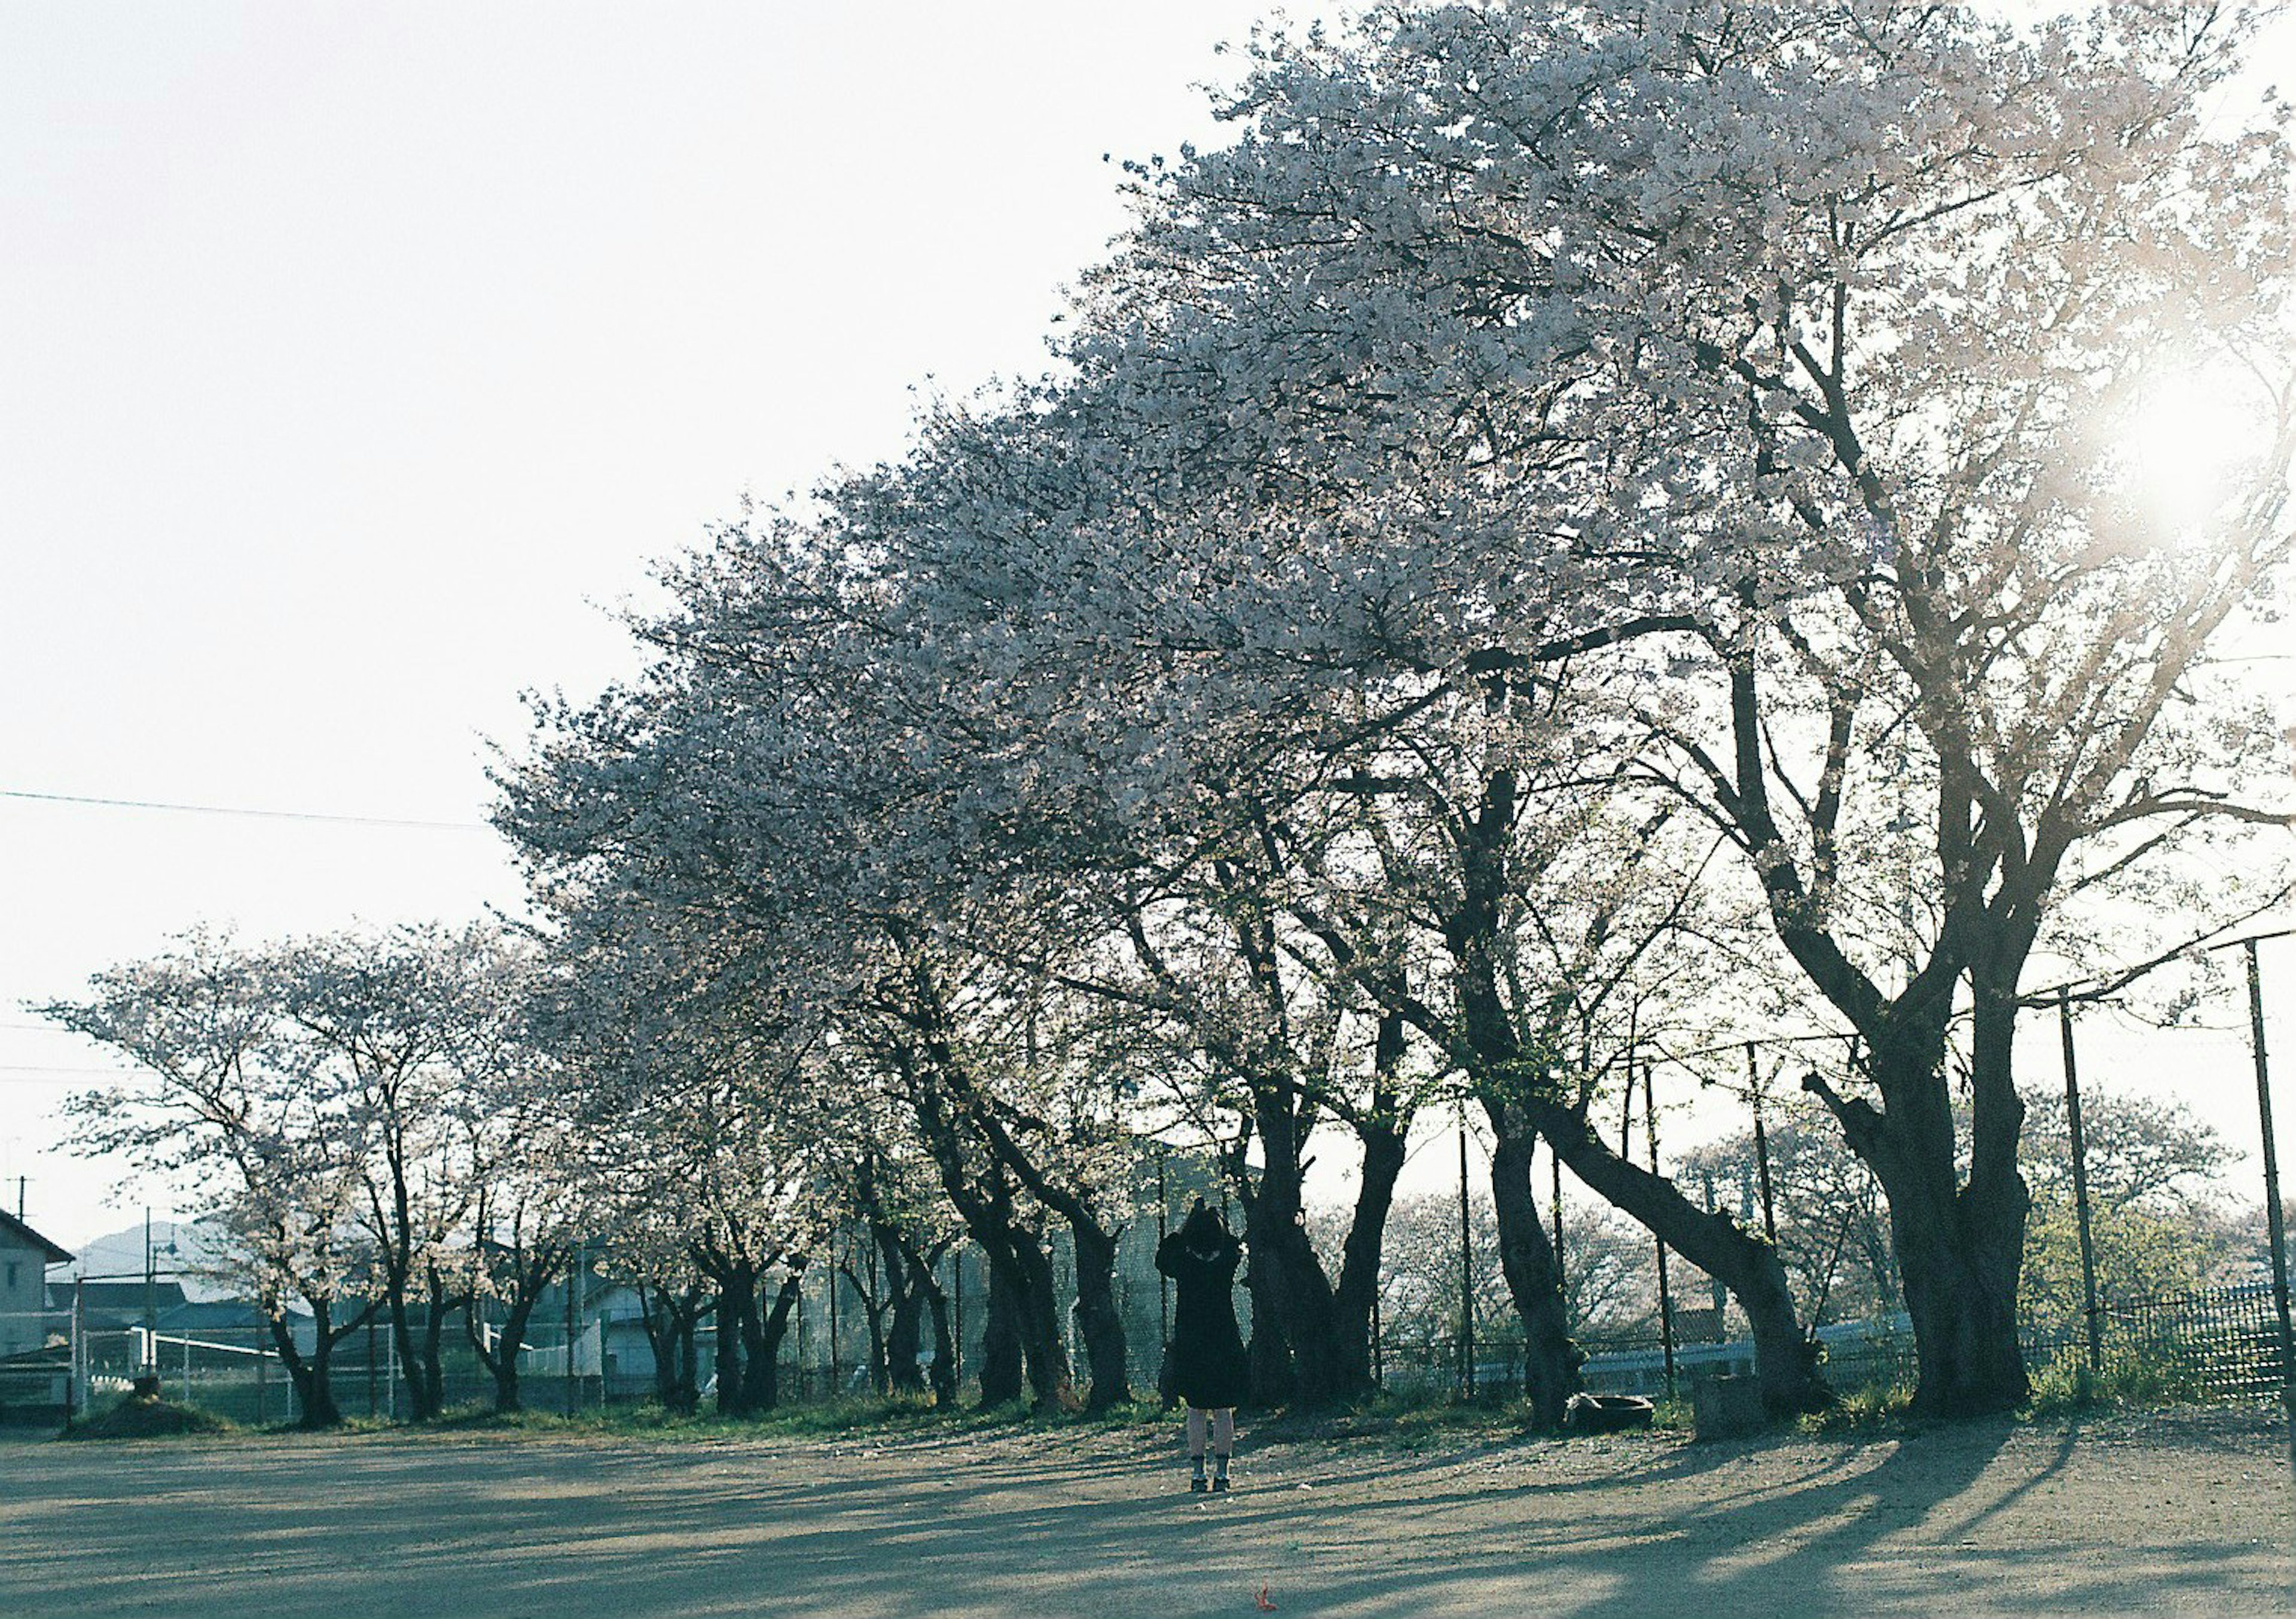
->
left=10, top=1265, right=2283, bottom=1427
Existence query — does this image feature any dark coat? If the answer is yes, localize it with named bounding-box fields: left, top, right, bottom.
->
left=1155, top=1226, right=1248, bottom=1410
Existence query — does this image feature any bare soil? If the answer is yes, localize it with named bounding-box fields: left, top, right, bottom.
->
left=1, top=1405, right=2290, bottom=1616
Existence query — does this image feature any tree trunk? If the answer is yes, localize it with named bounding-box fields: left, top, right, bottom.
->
left=1486, top=1107, right=1581, bottom=1432
left=1068, top=1218, right=1131, bottom=1412
left=637, top=1284, right=703, bottom=1413
left=926, top=1272, right=957, bottom=1408
left=977, top=1254, right=1025, bottom=1407
left=1851, top=1004, right=2031, bottom=1416
left=743, top=1270, right=803, bottom=1412
left=271, top=1300, right=342, bottom=1429
left=416, top=1275, right=453, bottom=1419
left=1007, top=1221, right=1074, bottom=1410
left=474, top=1284, right=545, bottom=1415
left=713, top=1264, right=757, bottom=1417
left=881, top=1232, right=927, bottom=1395
left=1331, top=1105, right=1408, bottom=1397
left=1535, top=1099, right=1824, bottom=1416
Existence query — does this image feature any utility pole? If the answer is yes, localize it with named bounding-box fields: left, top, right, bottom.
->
left=1745, top=1043, right=1778, bottom=1244
left=1458, top=1099, right=1474, bottom=1400
left=1550, top=1148, right=1565, bottom=1299
left=142, top=1208, right=155, bottom=1378
left=563, top=1242, right=578, bottom=1419
left=2242, top=940, right=2294, bottom=1479
left=2057, top=988, right=2103, bottom=1379
left=1645, top=1063, right=1676, bottom=1401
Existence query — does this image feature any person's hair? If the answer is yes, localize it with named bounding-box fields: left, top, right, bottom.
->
left=1180, top=1200, right=1226, bottom=1247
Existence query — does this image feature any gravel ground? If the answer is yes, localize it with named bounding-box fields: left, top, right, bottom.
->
left=1, top=1406, right=2291, bottom=1617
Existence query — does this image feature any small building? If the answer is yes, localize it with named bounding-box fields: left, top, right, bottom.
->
left=0, top=1211, right=72, bottom=1358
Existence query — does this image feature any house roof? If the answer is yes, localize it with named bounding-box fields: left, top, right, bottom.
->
left=46, top=1279, right=188, bottom=1318
left=0, top=1209, right=72, bottom=1265
left=155, top=1299, right=297, bottom=1332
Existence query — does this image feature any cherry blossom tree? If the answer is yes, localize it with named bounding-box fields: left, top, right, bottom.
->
left=1059, top=0, right=2296, bottom=1415
left=45, top=933, right=379, bottom=1427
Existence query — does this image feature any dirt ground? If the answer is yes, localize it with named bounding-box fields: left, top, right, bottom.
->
left=2, top=1406, right=2291, bottom=1617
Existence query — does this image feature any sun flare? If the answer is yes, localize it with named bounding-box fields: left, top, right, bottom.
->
left=2116, top=372, right=2266, bottom=540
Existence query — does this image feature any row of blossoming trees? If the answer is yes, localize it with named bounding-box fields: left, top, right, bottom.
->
left=55, top=1, right=2296, bottom=1426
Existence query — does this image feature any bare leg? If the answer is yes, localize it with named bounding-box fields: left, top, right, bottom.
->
left=1211, top=1407, right=1235, bottom=1485
left=1186, top=1406, right=1208, bottom=1486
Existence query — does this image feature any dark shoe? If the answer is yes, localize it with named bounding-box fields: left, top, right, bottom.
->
left=1211, top=1476, right=1231, bottom=1493
left=1190, top=1476, right=1208, bottom=1493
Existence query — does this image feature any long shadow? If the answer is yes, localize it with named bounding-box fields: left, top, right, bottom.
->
left=7, top=1418, right=2288, bottom=1619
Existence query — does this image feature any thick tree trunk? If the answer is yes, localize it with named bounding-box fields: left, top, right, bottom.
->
left=714, top=1265, right=756, bottom=1417
left=1535, top=1100, right=1824, bottom=1416
left=1486, top=1108, right=1581, bottom=1431
left=272, top=1302, right=343, bottom=1429
left=1238, top=1195, right=1297, bottom=1408
left=416, top=1276, right=453, bottom=1419
left=743, top=1270, right=803, bottom=1412
left=638, top=1285, right=703, bottom=1413
left=926, top=1274, right=957, bottom=1407
left=475, top=1286, right=544, bottom=1415
left=1235, top=1081, right=1399, bottom=1409
left=1331, top=1111, right=1407, bottom=1394
left=881, top=1233, right=927, bottom=1394
left=1852, top=1005, right=2031, bottom=1416
left=977, top=1254, right=1025, bottom=1406
left=1006, top=1221, right=1074, bottom=1410
left=1068, top=1219, right=1131, bottom=1412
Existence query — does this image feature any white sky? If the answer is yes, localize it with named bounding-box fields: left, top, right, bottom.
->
left=4, top=2, right=2294, bottom=1257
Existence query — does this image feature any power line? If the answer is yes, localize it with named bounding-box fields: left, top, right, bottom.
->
left=0, top=787, right=491, bottom=832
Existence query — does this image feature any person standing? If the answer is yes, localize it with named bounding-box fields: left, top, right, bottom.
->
left=1155, top=1198, right=1248, bottom=1493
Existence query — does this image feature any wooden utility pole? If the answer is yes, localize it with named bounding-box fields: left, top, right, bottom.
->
left=2242, top=941, right=2294, bottom=1479
left=2057, top=988, right=2104, bottom=1378
left=1645, top=1063, right=1677, bottom=1401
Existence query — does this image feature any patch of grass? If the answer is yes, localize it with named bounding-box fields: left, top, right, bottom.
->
left=63, top=1393, right=237, bottom=1441
left=2024, top=1345, right=2206, bottom=1416
left=1797, top=1379, right=1918, bottom=1435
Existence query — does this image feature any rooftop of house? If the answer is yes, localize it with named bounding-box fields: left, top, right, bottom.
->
left=45, top=1279, right=189, bottom=1317
left=0, top=1209, right=73, bottom=1266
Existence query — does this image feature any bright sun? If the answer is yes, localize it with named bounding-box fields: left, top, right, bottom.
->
left=2117, top=371, right=2267, bottom=541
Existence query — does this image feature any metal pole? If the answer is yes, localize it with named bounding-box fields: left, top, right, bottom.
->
left=1371, top=1283, right=1384, bottom=1390
left=1550, top=1147, right=1565, bottom=1299
left=2241, top=940, right=2295, bottom=1477
left=1645, top=1063, right=1677, bottom=1401
left=952, top=1248, right=964, bottom=1389
left=1747, top=1042, right=1778, bottom=1244
left=1703, top=1171, right=1727, bottom=1321
left=2057, top=988, right=2104, bottom=1378
left=142, top=1208, right=155, bottom=1376
left=829, top=1235, right=841, bottom=1397
left=563, top=1245, right=577, bottom=1419
left=367, top=1316, right=378, bottom=1418
left=1458, top=1099, right=1475, bottom=1400
left=69, top=1277, right=83, bottom=1424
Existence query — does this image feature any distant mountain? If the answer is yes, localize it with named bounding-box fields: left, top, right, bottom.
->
left=49, top=1218, right=239, bottom=1302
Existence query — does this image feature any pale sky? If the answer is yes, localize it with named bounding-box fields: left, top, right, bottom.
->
left=4, top=3, right=2293, bottom=1256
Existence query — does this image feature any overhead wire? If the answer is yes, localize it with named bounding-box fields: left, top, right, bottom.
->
left=0, top=787, right=491, bottom=833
